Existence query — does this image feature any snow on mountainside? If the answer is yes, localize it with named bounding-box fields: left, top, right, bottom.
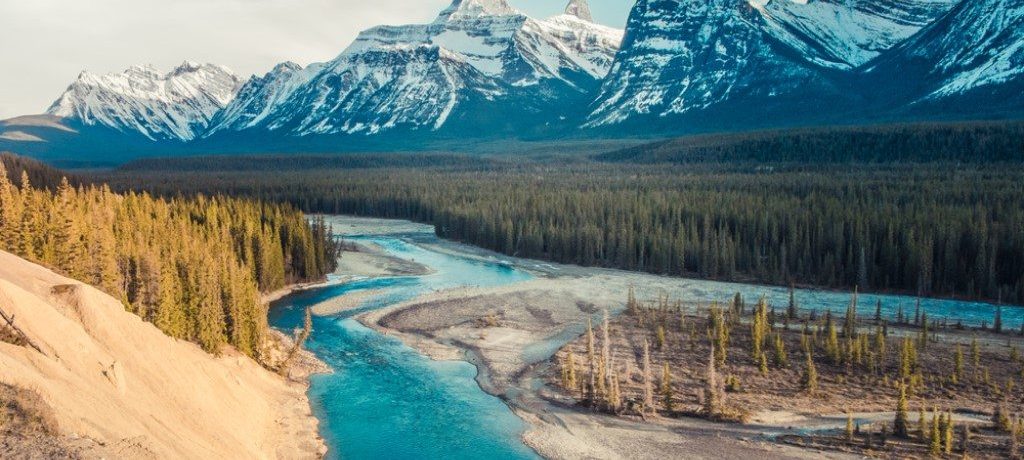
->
left=14, top=0, right=1024, bottom=151
left=586, top=0, right=833, bottom=128
left=866, top=0, right=1024, bottom=108
left=208, top=0, right=623, bottom=137
left=586, top=0, right=959, bottom=128
left=753, top=0, right=957, bottom=69
left=47, top=62, right=242, bottom=141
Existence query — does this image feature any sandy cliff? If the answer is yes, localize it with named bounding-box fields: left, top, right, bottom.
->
left=0, top=250, right=323, bottom=458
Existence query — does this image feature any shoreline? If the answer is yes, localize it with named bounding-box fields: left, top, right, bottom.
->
left=354, top=284, right=860, bottom=460
left=310, top=216, right=1019, bottom=459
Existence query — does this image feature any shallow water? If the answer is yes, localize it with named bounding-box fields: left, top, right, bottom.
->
left=269, top=234, right=537, bottom=460
left=270, top=222, right=1021, bottom=459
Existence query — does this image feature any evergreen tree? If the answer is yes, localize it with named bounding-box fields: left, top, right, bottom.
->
left=642, top=339, right=654, bottom=415
left=846, top=411, right=855, bottom=442
left=586, top=318, right=597, bottom=405
left=954, top=344, right=965, bottom=383
left=843, top=288, right=858, bottom=339
left=894, top=383, right=910, bottom=438
left=773, top=333, right=788, bottom=368
left=660, top=362, right=673, bottom=413
left=801, top=351, right=818, bottom=393
left=786, top=285, right=798, bottom=320
left=704, top=341, right=722, bottom=417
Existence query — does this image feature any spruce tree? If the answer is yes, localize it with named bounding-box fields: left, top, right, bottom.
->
left=787, top=285, right=798, bottom=320
left=566, top=352, right=578, bottom=394
left=954, top=344, right=964, bottom=383
left=642, top=339, right=654, bottom=415
left=894, top=383, right=910, bottom=438
left=661, top=362, right=673, bottom=413
left=773, top=333, right=788, bottom=368
left=704, top=341, right=722, bottom=417
left=846, top=411, right=855, bottom=442
left=586, top=318, right=597, bottom=405
left=929, top=408, right=942, bottom=455
left=801, top=351, right=818, bottom=393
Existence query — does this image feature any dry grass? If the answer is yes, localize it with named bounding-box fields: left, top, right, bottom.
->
left=0, top=383, right=59, bottom=436
left=0, top=324, right=25, bottom=347
left=550, top=297, right=1024, bottom=459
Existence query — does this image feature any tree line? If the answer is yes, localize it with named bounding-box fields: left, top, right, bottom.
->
left=96, top=161, right=1024, bottom=305
left=594, top=121, right=1024, bottom=164
left=0, top=154, right=339, bottom=358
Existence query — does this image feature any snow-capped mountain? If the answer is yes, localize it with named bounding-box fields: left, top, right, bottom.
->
left=753, top=0, right=957, bottom=69
left=47, top=62, right=242, bottom=141
left=586, top=0, right=959, bottom=129
left=5, top=0, right=1024, bottom=160
left=207, top=0, right=623, bottom=137
left=865, top=0, right=1024, bottom=112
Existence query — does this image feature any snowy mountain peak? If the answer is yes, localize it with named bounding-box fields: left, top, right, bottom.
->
left=272, top=61, right=303, bottom=73
left=565, top=0, right=594, bottom=22
left=437, top=0, right=517, bottom=21
left=47, top=62, right=242, bottom=141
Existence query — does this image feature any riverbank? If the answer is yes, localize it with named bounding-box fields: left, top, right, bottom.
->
left=311, top=215, right=1018, bottom=459
left=356, top=277, right=863, bottom=459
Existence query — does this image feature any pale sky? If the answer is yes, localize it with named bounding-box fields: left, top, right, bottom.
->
left=0, top=0, right=634, bottom=120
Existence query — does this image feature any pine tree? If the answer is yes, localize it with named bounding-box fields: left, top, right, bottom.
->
left=751, top=298, right=769, bottom=359
left=601, top=309, right=613, bottom=406
left=994, top=404, right=1012, bottom=432
left=801, top=351, right=818, bottom=393
left=918, top=407, right=928, bottom=441
left=971, top=337, right=981, bottom=382
left=894, top=383, right=910, bottom=438
left=825, top=318, right=841, bottom=365
left=954, top=344, right=965, bottom=383
left=586, top=318, right=597, bottom=405
left=874, top=299, right=882, bottom=322
left=566, top=352, right=578, bottom=394
left=943, top=411, right=954, bottom=454
left=642, top=339, right=654, bottom=415
left=787, top=285, right=798, bottom=320
left=929, top=408, right=942, bottom=455
left=773, top=333, right=788, bottom=368
left=846, top=411, right=855, bottom=442
left=626, top=285, right=639, bottom=316
left=704, top=341, right=722, bottom=417
left=994, top=305, right=1003, bottom=334
left=844, top=287, right=858, bottom=339
left=660, top=362, right=673, bottom=413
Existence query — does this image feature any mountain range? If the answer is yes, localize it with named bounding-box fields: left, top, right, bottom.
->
left=1, top=0, right=1022, bottom=161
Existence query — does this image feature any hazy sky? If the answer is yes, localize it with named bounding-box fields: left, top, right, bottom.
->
left=0, top=0, right=635, bottom=119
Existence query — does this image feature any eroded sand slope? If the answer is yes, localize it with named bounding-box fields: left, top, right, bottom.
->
left=0, top=250, right=323, bottom=459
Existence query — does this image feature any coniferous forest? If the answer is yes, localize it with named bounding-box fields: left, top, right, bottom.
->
left=0, top=154, right=339, bottom=358
left=96, top=157, right=1024, bottom=305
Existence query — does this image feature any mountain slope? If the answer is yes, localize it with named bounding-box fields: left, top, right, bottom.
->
left=46, top=62, right=241, bottom=141
left=585, top=0, right=842, bottom=130
left=207, top=0, right=623, bottom=138
left=585, top=0, right=960, bottom=131
left=865, top=0, right=1024, bottom=115
left=0, top=250, right=323, bottom=458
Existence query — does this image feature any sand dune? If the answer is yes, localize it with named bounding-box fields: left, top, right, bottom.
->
left=0, top=250, right=324, bottom=459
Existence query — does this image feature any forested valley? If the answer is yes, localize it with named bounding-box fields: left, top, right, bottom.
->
left=95, top=149, right=1024, bottom=305
left=0, top=153, right=339, bottom=358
